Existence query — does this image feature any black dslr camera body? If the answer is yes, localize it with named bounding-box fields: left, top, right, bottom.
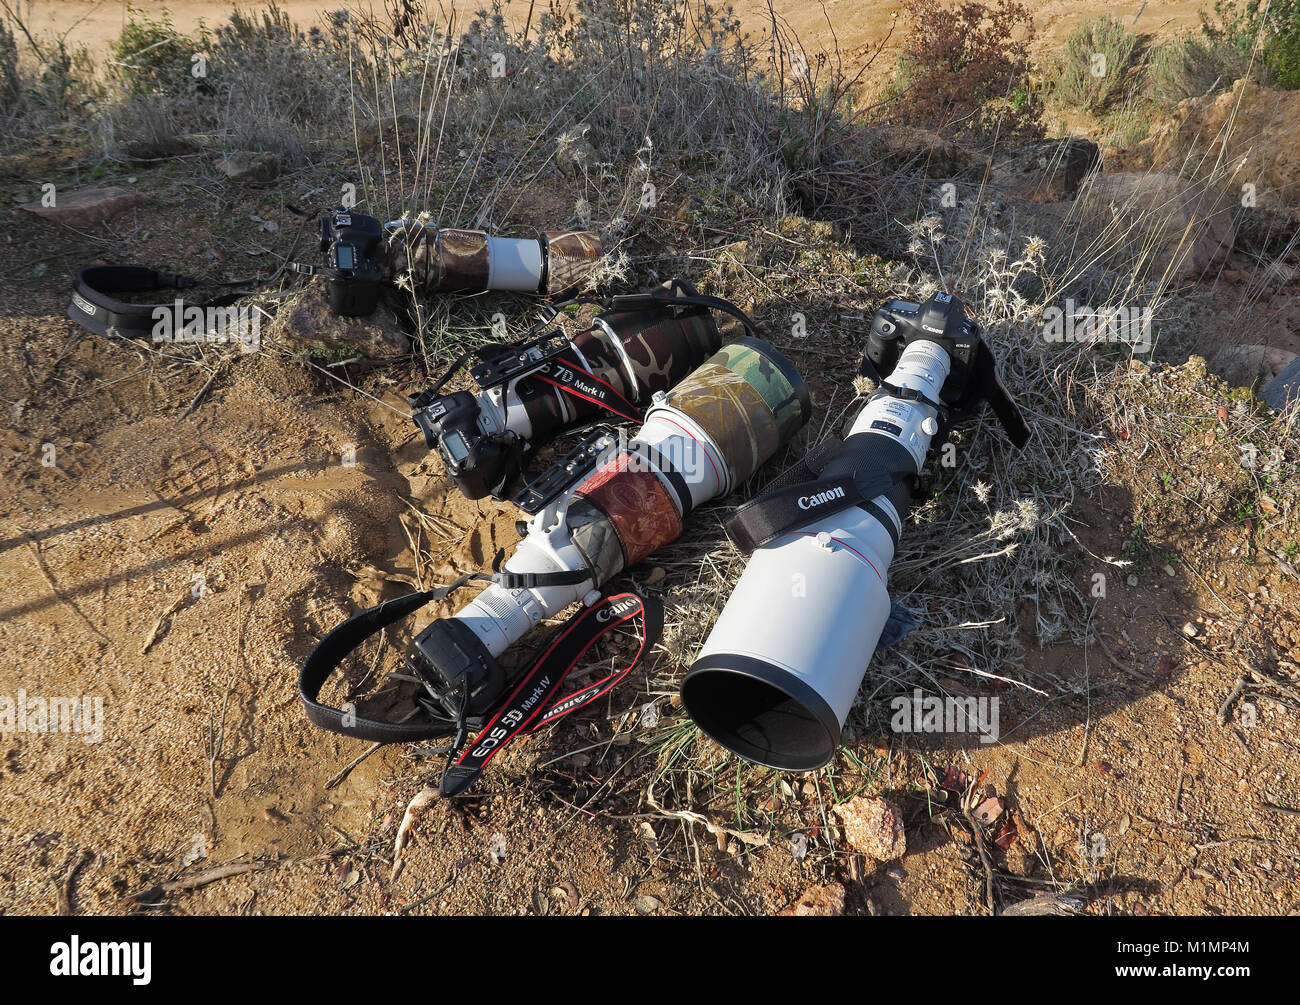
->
left=861, top=291, right=1029, bottom=447
left=318, top=208, right=384, bottom=317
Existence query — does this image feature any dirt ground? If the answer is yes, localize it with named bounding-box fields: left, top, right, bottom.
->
left=1, top=1, right=1299, bottom=918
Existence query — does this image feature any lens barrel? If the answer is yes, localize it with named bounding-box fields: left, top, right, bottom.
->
left=431, top=337, right=810, bottom=675
left=681, top=339, right=950, bottom=771
left=382, top=220, right=602, bottom=297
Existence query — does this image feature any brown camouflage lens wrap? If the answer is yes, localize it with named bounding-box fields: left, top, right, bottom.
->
left=543, top=231, right=603, bottom=297
left=434, top=228, right=491, bottom=291
left=517, top=290, right=721, bottom=443
left=571, top=453, right=683, bottom=582
left=603, top=307, right=720, bottom=397
left=382, top=221, right=601, bottom=297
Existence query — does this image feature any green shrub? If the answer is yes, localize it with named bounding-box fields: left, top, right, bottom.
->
left=109, top=6, right=208, bottom=97
left=1144, top=33, right=1236, bottom=102
left=1202, top=0, right=1300, bottom=89
left=1047, top=14, right=1142, bottom=112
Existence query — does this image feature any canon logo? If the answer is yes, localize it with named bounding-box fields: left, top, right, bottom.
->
left=797, top=486, right=846, bottom=510
left=596, top=598, right=638, bottom=622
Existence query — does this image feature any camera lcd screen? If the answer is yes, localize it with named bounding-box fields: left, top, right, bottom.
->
left=335, top=245, right=356, bottom=271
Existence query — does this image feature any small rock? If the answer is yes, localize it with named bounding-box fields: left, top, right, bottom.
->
left=1127, top=575, right=1139, bottom=587
left=1163, top=564, right=1176, bottom=577
left=834, top=795, right=906, bottom=862
left=634, top=894, right=662, bottom=914
left=777, top=882, right=845, bottom=916
left=18, top=186, right=144, bottom=228
left=1181, top=622, right=1200, bottom=638
left=216, top=151, right=282, bottom=185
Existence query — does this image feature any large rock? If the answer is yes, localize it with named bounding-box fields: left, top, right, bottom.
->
left=1210, top=343, right=1298, bottom=389
left=1143, top=78, right=1300, bottom=215
left=1262, top=358, right=1300, bottom=411
left=990, top=137, right=1100, bottom=202
left=1077, top=171, right=1234, bottom=278
left=18, top=186, right=144, bottom=228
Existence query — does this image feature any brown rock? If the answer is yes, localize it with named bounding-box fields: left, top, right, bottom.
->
left=835, top=795, right=907, bottom=862
left=19, top=186, right=144, bottom=228
left=990, top=137, right=1100, bottom=202
left=268, top=288, right=410, bottom=359
left=777, top=882, right=845, bottom=916
left=1143, top=78, right=1300, bottom=214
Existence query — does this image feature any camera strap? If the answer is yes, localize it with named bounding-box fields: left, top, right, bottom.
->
left=530, top=353, right=644, bottom=424
left=67, top=265, right=267, bottom=339
left=439, top=590, right=662, bottom=797
left=299, top=573, right=662, bottom=795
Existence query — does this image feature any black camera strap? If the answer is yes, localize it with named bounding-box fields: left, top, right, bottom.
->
left=724, top=466, right=908, bottom=555
left=67, top=265, right=267, bottom=339
left=299, top=572, right=662, bottom=794
left=440, top=590, right=662, bottom=796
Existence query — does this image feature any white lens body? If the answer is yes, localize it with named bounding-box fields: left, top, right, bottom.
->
left=454, top=509, right=595, bottom=658
left=634, top=402, right=730, bottom=509
left=684, top=340, right=951, bottom=770
left=486, top=236, right=545, bottom=291
left=453, top=399, right=733, bottom=658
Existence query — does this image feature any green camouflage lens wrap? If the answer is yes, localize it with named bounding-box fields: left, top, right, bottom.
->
left=665, top=338, right=811, bottom=486
left=710, top=337, right=810, bottom=445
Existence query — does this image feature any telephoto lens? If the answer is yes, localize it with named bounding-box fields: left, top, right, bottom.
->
left=679, top=293, right=1028, bottom=772
left=409, top=279, right=760, bottom=500
left=383, top=218, right=603, bottom=298
left=409, top=336, right=811, bottom=699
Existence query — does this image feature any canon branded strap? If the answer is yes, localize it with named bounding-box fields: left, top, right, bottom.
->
left=298, top=573, right=662, bottom=794
left=439, top=591, right=662, bottom=796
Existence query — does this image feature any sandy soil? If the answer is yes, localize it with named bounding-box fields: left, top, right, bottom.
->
left=37, top=0, right=1209, bottom=78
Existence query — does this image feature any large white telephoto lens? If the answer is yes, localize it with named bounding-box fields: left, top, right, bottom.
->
left=438, top=338, right=810, bottom=666
left=681, top=339, right=952, bottom=770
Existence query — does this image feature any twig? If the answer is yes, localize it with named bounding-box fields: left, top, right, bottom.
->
left=180, top=359, right=230, bottom=419
left=140, top=589, right=188, bottom=655
left=325, top=741, right=385, bottom=790
left=132, top=861, right=271, bottom=900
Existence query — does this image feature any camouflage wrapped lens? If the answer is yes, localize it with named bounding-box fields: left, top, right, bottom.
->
left=381, top=220, right=602, bottom=297
left=517, top=283, right=721, bottom=442
left=565, top=336, right=810, bottom=586
left=662, top=336, right=811, bottom=486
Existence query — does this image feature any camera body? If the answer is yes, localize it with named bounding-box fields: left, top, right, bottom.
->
left=409, top=385, right=524, bottom=500
left=864, top=292, right=978, bottom=406
left=319, top=208, right=384, bottom=317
